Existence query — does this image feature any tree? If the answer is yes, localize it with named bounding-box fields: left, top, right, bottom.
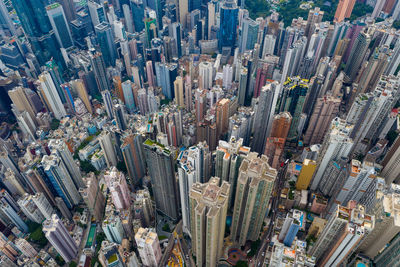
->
left=55, top=255, right=65, bottom=266
left=27, top=221, right=48, bottom=248
left=349, top=3, right=373, bottom=21
left=162, top=223, right=171, bottom=232
left=116, top=161, right=127, bottom=174
left=236, top=261, right=248, bottom=267
left=79, top=160, right=98, bottom=174
left=50, top=119, right=60, bottom=131
left=393, top=20, right=400, bottom=29
left=69, top=262, right=78, bottom=267
left=386, top=130, right=399, bottom=146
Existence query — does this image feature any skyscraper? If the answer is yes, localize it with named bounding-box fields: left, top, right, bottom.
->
left=104, top=167, right=131, bottom=210
left=46, top=3, right=73, bottom=49
left=72, top=79, right=93, bottom=114
left=79, top=173, right=105, bottom=222
left=122, top=80, right=136, bottom=113
left=264, top=112, right=292, bottom=168
left=87, top=0, right=106, bottom=27
left=135, top=228, right=162, bottom=267
left=357, top=183, right=400, bottom=259
left=239, top=17, right=259, bottom=53
left=95, top=22, right=117, bottom=66
left=278, top=210, right=304, bottom=246
left=309, top=204, right=373, bottom=266
left=38, top=72, right=67, bottom=120
left=178, top=142, right=211, bottom=234
left=143, top=139, right=179, bottom=220
left=344, top=29, right=371, bottom=82
left=8, top=87, right=38, bottom=126
left=334, top=0, right=356, bottom=22
left=278, top=77, right=309, bottom=142
left=130, top=0, right=145, bottom=32
left=219, top=0, right=238, bottom=51
left=199, top=61, right=213, bottom=90
left=381, top=135, right=400, bottom=184
left=90, top=51, right=110, bottom=92
left=18, top=194, right=45, bottom=223
left=190, top=177, right=230, bottom=267
left=42, top=155, right=82, bottom=209
left=252, top=82, right=279, bottom=154
left=32, top=192, right=54, bottom=220
left=310, top=117, right=353, bottom=191
left=327, top=159, right=378, bottom=216
left=99, top=130, right=118, bottom=168
left=215, top=137, right=250, bottom=206
left=303, top=96, right=341, bottom=146
left=43, top=214, right=78, bottom=263
left=120, top=132, right=146, bottom=185
left=231, top=154, right=276, bottom=246
left=11, top=0, right=64, bottom=66
left=48, top=139, right=84, bottom=189
left=0, top=202, right=28, bottom=232
left=59, top=0, right=76, bottom=22
left=174, top=76, right=184, bottom=107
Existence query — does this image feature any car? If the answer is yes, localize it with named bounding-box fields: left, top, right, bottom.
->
left=262, top=252, right=265, bottom=257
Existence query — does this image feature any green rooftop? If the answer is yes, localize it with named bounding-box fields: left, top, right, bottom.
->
left=144, top=139, right=171, bottom=155
left=107, top=253, right=118, bottom=263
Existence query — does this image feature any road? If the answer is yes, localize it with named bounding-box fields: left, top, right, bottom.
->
left=254, top=162, right=288, bottom=266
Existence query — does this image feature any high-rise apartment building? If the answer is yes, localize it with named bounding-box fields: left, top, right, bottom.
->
left=104, top=167, right=131, bottom=210
left=42, top=154, right=82, bottom=209
left=135, top=228, right=162, bottom=267
left=120, top=132, right=146, bottom=185
left=18, top=194, right=45, bottom=223
left=0, top=202, right=28, bottom=232
left=199, top=62, right=213, bottom=90
left=32, top=192, right=54, bottom=220
left=344, top=29, right=371, bottom=82
left=252, top=82, right=279, bottom=153
left=357, top=183, right=400, bottom=259
left=278, top=209, right=304, bottom=246
left=327, top=159, right=378, bottom=216
left=102, top=214, right=125, bottom=244
left=39, top=71, right=67, bottom=120
left=48, top=139, right=84, bottom=189
left=231, top=154, right=276, bottom=246
left=215, top=137, right=251, bottom=206
left=15, top=238, right=37, bottom=258
left=143, top=139, right=179, bottom=220
left=310, top=117, right=353, bottom=191
left=178, top=142, right=211, bottom=234
left=90, top=51, right=110, bottom=92
left=334, top=0, right=356, bottom=22
left=278, top=77, right=309, bottom=142
left=303, top=96, right=341, bottom=145
left=381, top=135, right=400, bottom=184
left=79, top=173, right=105, bottom=222
left=99, top=130, right=118, bottom=168
left=309, top=204, right=373, bottom=266
left=190, top=177, right=230, bottom=267
left=264, top=112, right=292, bottom=168
left=43, top=214, right=78, bottom=263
